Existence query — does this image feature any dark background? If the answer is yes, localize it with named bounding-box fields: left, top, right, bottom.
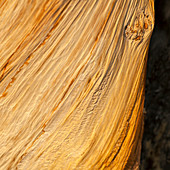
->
left=141, top=0, right=170, bottom=169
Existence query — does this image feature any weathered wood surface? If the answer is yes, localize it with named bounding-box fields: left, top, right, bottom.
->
left=0, top=0, right=154, bottom=169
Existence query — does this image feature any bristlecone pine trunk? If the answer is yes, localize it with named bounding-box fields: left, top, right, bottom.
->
left=0, top=0, right=154, bottom=169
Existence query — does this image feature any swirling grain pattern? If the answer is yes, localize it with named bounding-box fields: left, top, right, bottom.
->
left=0, top=0, right=154, bottom=169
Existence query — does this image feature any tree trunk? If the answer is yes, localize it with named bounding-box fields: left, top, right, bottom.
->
left=0, top=0, right=154, bottom=169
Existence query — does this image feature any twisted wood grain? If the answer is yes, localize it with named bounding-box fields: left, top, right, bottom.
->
left=0, top=0, right=154, bottom=169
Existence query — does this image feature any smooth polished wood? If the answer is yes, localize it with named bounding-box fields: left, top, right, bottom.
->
left=0, top=0, right=154, bottom=169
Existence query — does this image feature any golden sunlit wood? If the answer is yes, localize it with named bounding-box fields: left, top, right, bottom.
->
left=0, top=0, right=154, bottom=169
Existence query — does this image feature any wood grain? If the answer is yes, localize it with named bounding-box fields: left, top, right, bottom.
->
left=0, top=0, right=154, bottom=169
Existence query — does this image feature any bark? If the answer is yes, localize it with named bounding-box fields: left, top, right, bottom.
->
left=0, top=0, right=154, bottom=169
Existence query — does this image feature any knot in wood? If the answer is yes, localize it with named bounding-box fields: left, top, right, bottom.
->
left=125, top=9, right=153, bottom=41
